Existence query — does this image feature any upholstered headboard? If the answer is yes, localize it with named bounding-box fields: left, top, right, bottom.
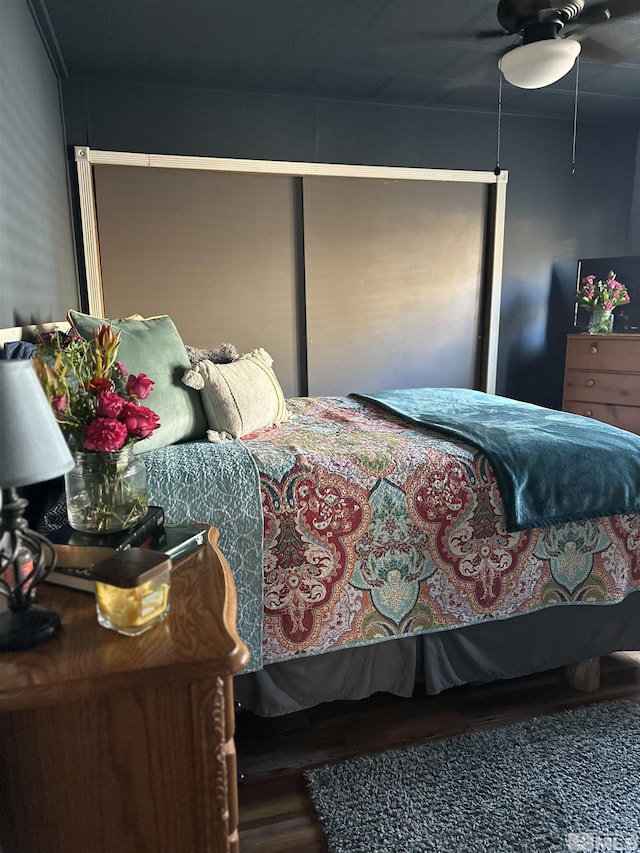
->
left=0, top=321, right=70, bottom=349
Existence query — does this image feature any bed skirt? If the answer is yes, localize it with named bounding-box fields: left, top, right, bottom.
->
left=234, top=592, right=640, bottom=716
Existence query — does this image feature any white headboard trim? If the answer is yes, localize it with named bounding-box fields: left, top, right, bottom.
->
left=0, top=321, right=70, bottom=348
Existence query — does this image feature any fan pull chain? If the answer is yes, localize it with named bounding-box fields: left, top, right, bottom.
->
left=495, top=72, right=503, bottom=176
left=571, top=55, right=580, bottom=175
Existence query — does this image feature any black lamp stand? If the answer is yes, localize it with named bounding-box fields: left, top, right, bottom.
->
left=0, top=487, right=61, bottom=651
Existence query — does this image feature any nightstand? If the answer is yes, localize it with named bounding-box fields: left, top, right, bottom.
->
left=0, top=526, right=249, bottom=853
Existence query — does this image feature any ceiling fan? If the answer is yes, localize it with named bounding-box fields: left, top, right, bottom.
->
left=488, top=0, right=640, bottom=88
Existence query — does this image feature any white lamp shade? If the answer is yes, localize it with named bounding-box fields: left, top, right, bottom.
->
left=0, top=360, right=74, bottom=489
left=499, top=39, right=581, bottom=89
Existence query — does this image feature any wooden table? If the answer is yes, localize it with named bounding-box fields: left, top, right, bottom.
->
left=0, top=526, right=249, bottom=853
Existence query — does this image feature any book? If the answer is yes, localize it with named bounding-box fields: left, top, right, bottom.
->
left=45, top=561, right=100, bottom=594
left=48, top=505, right=166, bottom=551
left=45, top=518, right=207, bottom=594
left=45, top=506, right=166, bottom=593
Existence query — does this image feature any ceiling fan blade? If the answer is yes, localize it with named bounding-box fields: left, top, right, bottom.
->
left=496, top=0, right=559, bottom=34
left=395, top=26, right=509, bottom=42
left=599, top=0, right=640, bottom=19
left=576, top=1, right=613, bottom=25
left=376, top=25, right=509, bottom=55
left=474, top=28, right=512, bottom=39
left=576, top=32, right=627, bottom=60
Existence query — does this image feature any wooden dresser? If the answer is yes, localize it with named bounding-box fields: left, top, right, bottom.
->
left=0, top=526, right=249, bottom=853
left=562, top=332, right=640, bottom=433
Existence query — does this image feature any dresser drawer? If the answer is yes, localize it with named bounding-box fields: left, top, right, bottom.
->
left=563, top=369, right=640, bottom=404
left=565, top=335, right=640, bottom=372
left=563, top=400, right=640, bottom=433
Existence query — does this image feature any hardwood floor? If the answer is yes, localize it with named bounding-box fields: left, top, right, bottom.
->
left=236, top=651, right=640, bottom=852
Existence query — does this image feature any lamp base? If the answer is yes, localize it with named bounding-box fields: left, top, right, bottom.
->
left=0, top=604, right=61, bottom=651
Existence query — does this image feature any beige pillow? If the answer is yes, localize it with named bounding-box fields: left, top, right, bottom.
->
left=182, top=348, right=287, bottom=440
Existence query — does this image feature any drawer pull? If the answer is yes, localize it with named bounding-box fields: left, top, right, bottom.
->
left=584, top=409, right=593, bottom=417
left=586, top=378, right=595, bottom=387
left=590, top=344, right=598, bottom=354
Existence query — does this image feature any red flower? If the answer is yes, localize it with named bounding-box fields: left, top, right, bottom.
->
left=95, top=324, right=120, bottom=361
left=125, top=372, right=154, bottom=400
left=119, top=402, right=161, bottom=439
left=89, top=376, right=112, bottom=394
left=97, top=391, right=125, bottom=418
left=83, top=417, right=128, bottom=452
left=32, top=327, right=161, bottom=453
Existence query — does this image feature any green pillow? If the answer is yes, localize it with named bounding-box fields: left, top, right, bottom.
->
left=67, top=311, right=207, bottom=452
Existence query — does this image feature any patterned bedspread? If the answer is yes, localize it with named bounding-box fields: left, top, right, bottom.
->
left=243, top=396, right=640, bottom=666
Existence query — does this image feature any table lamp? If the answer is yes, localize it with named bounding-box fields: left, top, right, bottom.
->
left=0, top=359, right=74, bottom=651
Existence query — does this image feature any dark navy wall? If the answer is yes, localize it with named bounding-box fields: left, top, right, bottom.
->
left=1, top=0, right=78, bottom=328
left=49, top=81, right=635, bottom=406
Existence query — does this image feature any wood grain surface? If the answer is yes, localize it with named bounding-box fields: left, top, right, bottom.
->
left=0, top=527, right=248, bottom=853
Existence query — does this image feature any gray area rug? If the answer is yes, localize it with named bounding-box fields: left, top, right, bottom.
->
left=305, top=700, right=640, bottom=853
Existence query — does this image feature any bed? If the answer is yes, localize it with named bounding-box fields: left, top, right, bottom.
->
left=140, top=389, right=640, bottom=717
left=5, top=319, right=640, bottom=718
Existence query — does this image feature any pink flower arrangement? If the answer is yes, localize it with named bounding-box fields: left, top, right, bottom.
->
left=32, top=325, right=160, bottom=453
left=576, top=270, right=631, bottom=312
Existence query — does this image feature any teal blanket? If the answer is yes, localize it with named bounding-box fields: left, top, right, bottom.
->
left=353, top=388, right=640, bottom=532
left=141, top=440, right=264, bottom=673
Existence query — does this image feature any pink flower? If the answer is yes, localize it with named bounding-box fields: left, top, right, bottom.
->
left=83, top=417, right=128, bottom=452
left=577, top=270, right=630, bottom=312
left=97, top=391, right=125, bottom=418
left=52, top=394, right=67, bottom=413
left=125, top=373, right=154, bottom=400
left=32, top=328, right=162, bottom=453
left=119, top=402, right=161, bottom=439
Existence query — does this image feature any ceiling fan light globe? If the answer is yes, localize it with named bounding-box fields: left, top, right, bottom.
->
left=498, top=39, right=582, bottom=89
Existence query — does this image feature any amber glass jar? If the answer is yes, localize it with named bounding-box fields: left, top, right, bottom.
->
left=91, top=548, right=172, bottom=636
